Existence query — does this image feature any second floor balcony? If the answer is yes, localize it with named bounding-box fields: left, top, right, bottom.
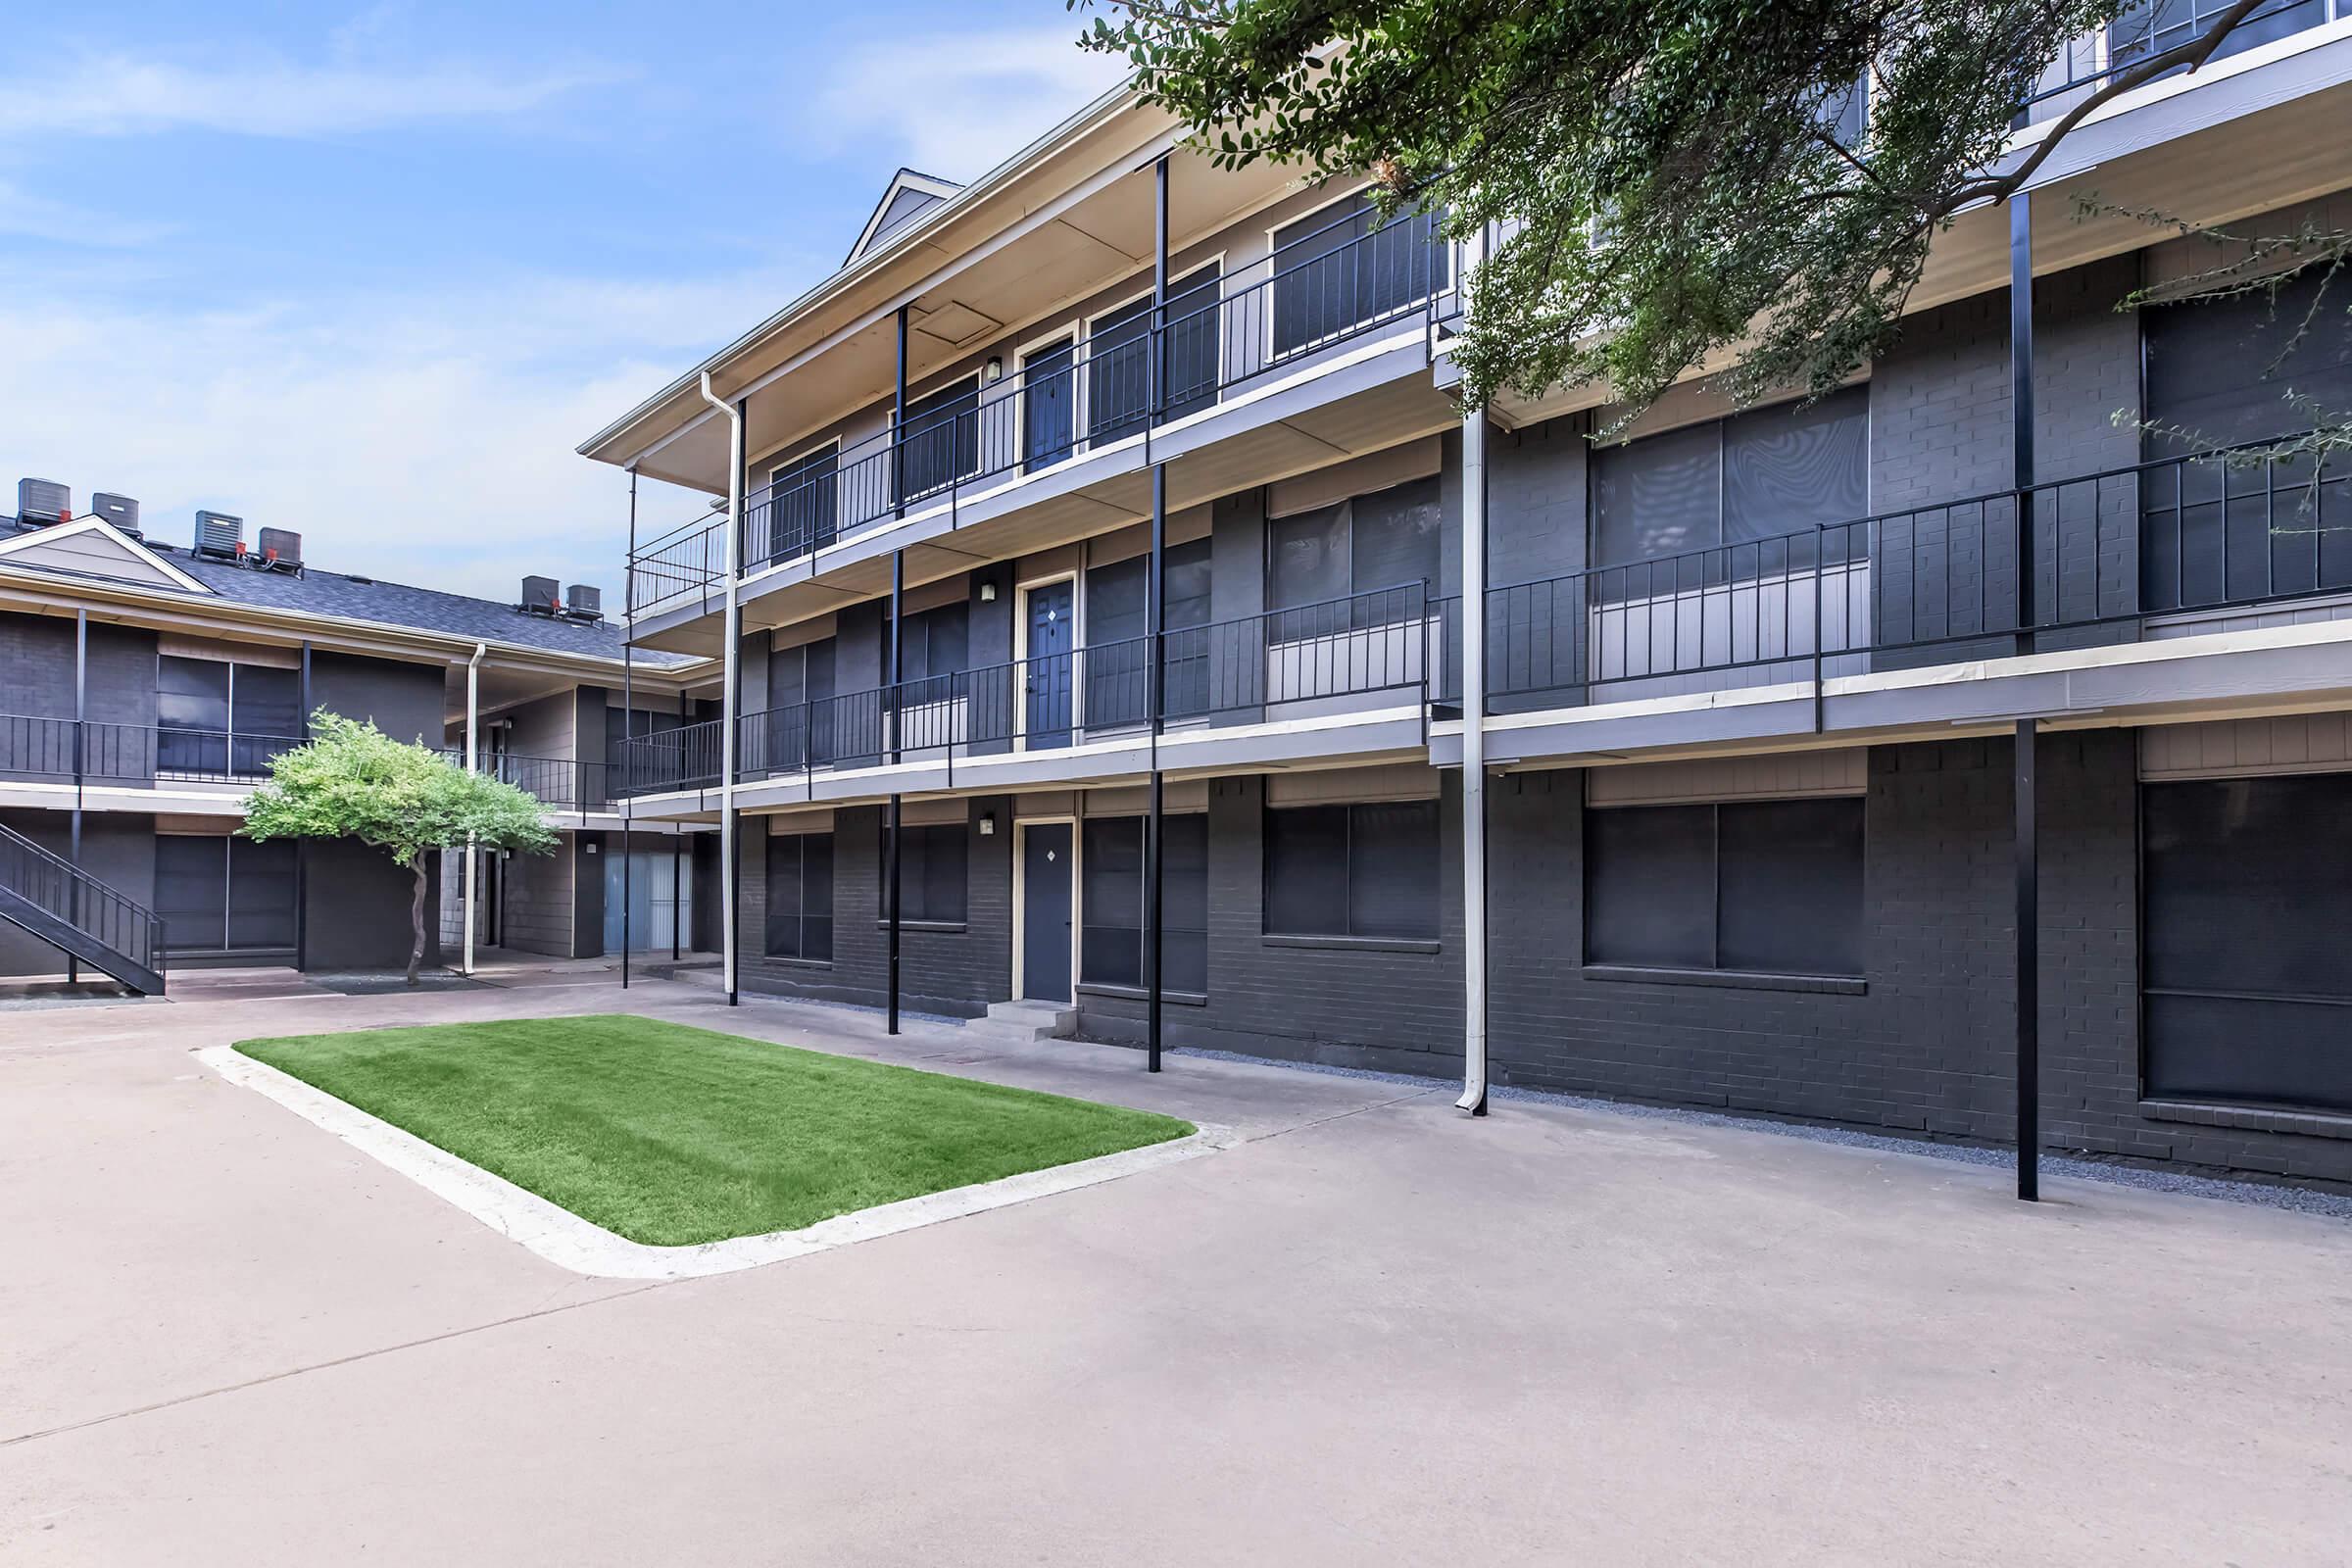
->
left=619, top=424, right=2351, bottom=802
left=626, top=204, right=1456, bottom=631
left=615, top=579, right=1440, bottom=807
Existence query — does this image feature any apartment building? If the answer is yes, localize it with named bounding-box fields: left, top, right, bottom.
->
left=0, top=490, right=714, bottom=990
left=584, top=10, right=2352, bottom=1186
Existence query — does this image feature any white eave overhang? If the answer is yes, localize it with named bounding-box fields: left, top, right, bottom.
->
left=574, top=79, right=1150, bottom=471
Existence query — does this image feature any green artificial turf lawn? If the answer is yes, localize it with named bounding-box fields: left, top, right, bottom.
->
left=239, top=1014, right=1194, bottom=1246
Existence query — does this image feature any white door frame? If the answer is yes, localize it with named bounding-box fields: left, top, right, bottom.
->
left=1009, top=813, right=1081, bottom=1003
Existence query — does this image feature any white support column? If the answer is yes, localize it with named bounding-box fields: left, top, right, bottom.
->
left=701, top=371, right=745, bottom=1005
left=464, top=641, right=485, bottom=977
left=1456, top=222, right=1491, bottom=1117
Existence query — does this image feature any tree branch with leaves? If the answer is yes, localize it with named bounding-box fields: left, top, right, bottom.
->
left=1074, top=0, right=2280, bottom=419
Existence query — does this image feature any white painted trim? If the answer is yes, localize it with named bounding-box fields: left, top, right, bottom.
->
left=0, top=514, right=216, bottom=594
left=1010, top=813, right=1081, bottom=1004
left=199, top=1045, right=1231, bottom=1280
left=1012, top=319, right=1083, bottom=477
left=767, top=434, right=841, bottom=490
left=2004, top=13, right=2352, bottom=158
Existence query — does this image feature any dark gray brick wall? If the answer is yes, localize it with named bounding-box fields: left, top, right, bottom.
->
left=1475, top=733, right=2352, bottom=1186
left=1870, top=258, right=2143, bottom=662
left=1076, top=772, right=1467, bottom=1071
left=0, top=611, right=159, bottom=730
left=496, top=834, right=574, bottom=956
left=734, top=799, right=1013, bottom=1017
left=309, top=652, right=444, bottom=745
left=1487, top=747, right=2015, bottom=1133
left=1489, top=413, right=1589, bottom=587
left=0, top=612, right=78, bottom=719
left=302, top=836, right=440, bottom=971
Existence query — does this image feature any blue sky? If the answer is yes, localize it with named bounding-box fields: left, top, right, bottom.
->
left=0, top=1, right=1127, bottom=599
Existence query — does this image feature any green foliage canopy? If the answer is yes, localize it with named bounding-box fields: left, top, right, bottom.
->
left=242, top=711, right=557, bottom=866
left=1075, top=0, right=2272, bottom=416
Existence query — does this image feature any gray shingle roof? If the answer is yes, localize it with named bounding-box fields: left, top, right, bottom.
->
left=1, top=515, right=699, bottom=670
left=165, top=549, right=701, bottom=668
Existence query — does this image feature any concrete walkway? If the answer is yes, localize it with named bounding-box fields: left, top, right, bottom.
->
left=3, top=969, right=2347, bottom=1565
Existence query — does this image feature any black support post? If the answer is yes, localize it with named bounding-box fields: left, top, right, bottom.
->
left=2008, top=189, right=2039, bottom=1203
left=1145, top=153, right=1170, bottom=1074
left=892, top=306, right=909, bottom=520
left=887, top=550, right=904, bottom=1035
left=2010, top=192, right=2036, bottom=655
left=2015, top=716, right=2039, bottom=1202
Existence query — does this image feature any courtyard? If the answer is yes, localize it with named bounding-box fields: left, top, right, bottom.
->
left=2, top=965, right=2348, bottom=1565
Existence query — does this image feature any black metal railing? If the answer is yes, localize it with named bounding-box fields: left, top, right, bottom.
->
left=0, top=819, right=166, bottom=982
left=2024, top=0, right=2339, bottom=120
left=617, top=581, right=1433, bottom=797
left=439, top=750, right=635, bottom=812
left=1437, top=431, right=2348, bottom=705
left=612, top=722, right=728, bottom=796
left=629, top=208, right=1453, bottom=614
left=0, top=717, right=307, bottom=787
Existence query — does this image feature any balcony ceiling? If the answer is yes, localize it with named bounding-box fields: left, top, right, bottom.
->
left=613, top=125, right=1313, bottom=496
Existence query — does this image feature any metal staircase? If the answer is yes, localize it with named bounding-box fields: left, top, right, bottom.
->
left=0, top=821, right=167, bottom=995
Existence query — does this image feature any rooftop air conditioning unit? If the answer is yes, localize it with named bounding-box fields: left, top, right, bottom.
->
left=520, top=575, right=561, bottom=615
left=90, top=492, right=140, bottom=536
left=256, top=527, right=304, bottom=573
left=564, top=584, right=603, bottom=622
left=17, top=478, right=70, bottom=526
left=193, top=511, right=245, bottom=563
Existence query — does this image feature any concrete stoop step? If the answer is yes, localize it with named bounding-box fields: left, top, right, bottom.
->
left=960, top=1000, right=1078, bottom=1045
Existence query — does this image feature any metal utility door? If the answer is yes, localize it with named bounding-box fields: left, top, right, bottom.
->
left=1020, top=822, right=1073, bottom=1003
left=603, top=851, right=690, bottom=954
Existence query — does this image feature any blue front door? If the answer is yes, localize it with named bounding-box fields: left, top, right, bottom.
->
left=1025, top=580, right=1075, bottom=748
left=1023, top=340, right=1074, bottom=471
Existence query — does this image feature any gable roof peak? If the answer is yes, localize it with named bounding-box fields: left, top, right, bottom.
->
left=846, top=168, right=965, bottom=266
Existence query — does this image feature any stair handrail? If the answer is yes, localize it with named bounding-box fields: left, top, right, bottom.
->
left=0, top=818, right=168, bottom=978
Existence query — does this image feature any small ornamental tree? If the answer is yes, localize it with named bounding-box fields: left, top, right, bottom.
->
left=242, top=712, right=558, bottom=985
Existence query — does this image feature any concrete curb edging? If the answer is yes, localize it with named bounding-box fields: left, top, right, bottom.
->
left=197, top=1046, right=1236, bottom=1280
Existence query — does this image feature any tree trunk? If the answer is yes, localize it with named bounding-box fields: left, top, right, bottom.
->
left=408, top=862, right=427, bottom=986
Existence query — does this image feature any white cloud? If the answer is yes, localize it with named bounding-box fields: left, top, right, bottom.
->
left=810, top=27, right=1131, bottom=178
left=0, top=270, right=778, bottom=602
left=0, top=51, right=623, bottom=139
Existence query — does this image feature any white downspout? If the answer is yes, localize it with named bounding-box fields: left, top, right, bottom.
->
left=1456, top=222, right=1491, bottom=1116
left=700, top=370, right=744, bottom=1004
left=464, top=640, right=486, bottom=977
